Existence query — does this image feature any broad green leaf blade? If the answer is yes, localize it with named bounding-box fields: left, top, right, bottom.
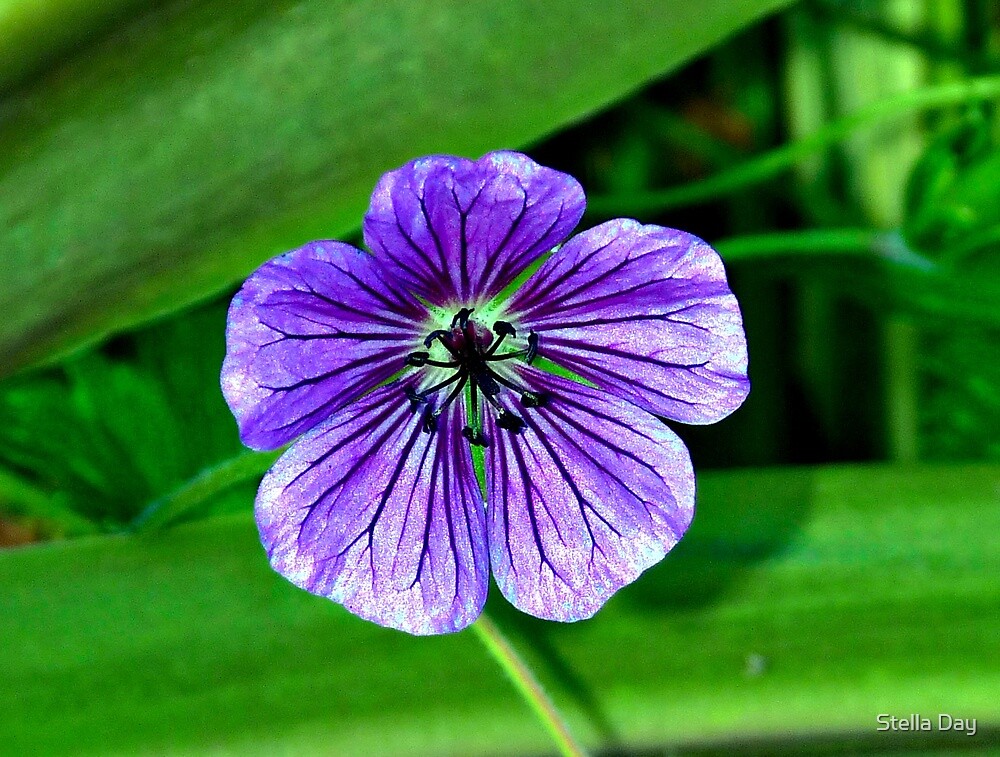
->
left=3, top=465, right=997, bottom=754
left=0, top=0, right=793, bottom=377
left=0, top=0, right=157, bottom=93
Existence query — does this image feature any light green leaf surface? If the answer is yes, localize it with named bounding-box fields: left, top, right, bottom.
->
left=0, top=0, right=792, bottom=377
left=3, top=464, right=997, bottom=754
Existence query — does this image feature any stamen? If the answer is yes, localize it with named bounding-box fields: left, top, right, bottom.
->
left=496, top=411, right=525, bottom=433
left=487, top=371, right=549, bottom=408
left=424, top=329, right=454, bottom=350
left=417, top=372, right=463, bottom=398
left=476, top=371, right=502, bottom=398
left=492, top=321, right=516, bottom=338
left=407, top=311, right=545, bottom=445
left=438, top=373, right=468, bottom=413
left=451, top=307, right=475, bottom=329
left=404, top=385, right=425, bottom=411
left=484, top=349, right=527, bottom=362
left=479, top=384, right=505, bottom=412
left=519, top=391, right=549, bottom=408
left=462, top=426, right=489, bottom=447
left=485, top=320, right=514, bottom=356
left=526, top=331, right=539, bottom=364
left=421, top=408, right=438, bottom=434
left=406, top=350, right=460, bottom=368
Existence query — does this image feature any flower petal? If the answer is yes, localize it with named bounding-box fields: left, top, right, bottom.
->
left=363, top=152, right=585, bottom=307
left=256, top=381, right=488, bottom=635
left=484, top=368, right=695, bottom=622
left=222, top=241, right=425, bottom=450
left=507, top=220, right=749, bottom=424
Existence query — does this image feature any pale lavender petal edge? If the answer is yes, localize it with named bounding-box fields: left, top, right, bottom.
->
left=506, top=219, right=750, bottom=425
left=485, top=367, right=695, bottom=622
left=256, top=380, right=489, bottom=635
left=222, top=241, right=425, bottom=451
left=363, top=151, right=585, bottom=307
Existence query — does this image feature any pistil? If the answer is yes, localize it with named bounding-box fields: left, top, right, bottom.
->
left=403, top=309, right=546, bottom=446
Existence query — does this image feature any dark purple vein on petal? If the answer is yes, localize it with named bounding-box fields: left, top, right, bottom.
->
left=330, top=421, right=425, bottom=571
left=289, top=401, right=403, bottom=493
left=506, top=433, right=567, bottom=584
left=543, top=402, right=662, bottom=476
left=478, top=188, right=530, bottom=296
left=297, top=283, right=417, bottom=332
left=537, top=408, right=660, bottom=528
left=385, top=217, right=441, bottom=291
left=316, top=260, right=423, bottom=321
left=292, top=406, right=410, bottom=545
left=417, top=192, right=450, bottom=282
left=454, top=424, right=480, bottom=598
left=404, top=431, right=439, bottom=588
left=512, top=237, right=617, bottom=313
left=526, top=306, right=716, bottom=334
left=439, top=447, right=463, bottom=600
left=532, top=277, right=726, bottom=318
left=265, top=362, right=402, bottom=438
left=545, top=353, right=708, bottom=409
left=259, top=351, right=404, bottom=393
left=520, top=414, right=617, bottom=562
left=526, top=260, right=664, bottom=316
left=545, top=338, right=710, bottom=371
left=451, top=183, right=486, bottom=303
left=487, top=197, right=565, bottom=299
left=494, top=426, right=518, bottom=579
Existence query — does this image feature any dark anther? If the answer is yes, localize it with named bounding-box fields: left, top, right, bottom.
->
left=451, top=307, right=475, bottom=329
left=526, top=331, right=539, bottom=364
left=424, top=329, right=452, bottom=348
left=405, top=351, right=429, bottom=366
left=404, top=385, right=426, bottom=411
left=422, top=409, right=439, bottom=434
left=496, top=411, right=526, bottom=433
left=493, top=320, right=516, bottom=338
left=519, top=391, right=549, bottom=408
left=462, top=426, right=490, bottom=448
left=477, top=371, right=501, bottom=397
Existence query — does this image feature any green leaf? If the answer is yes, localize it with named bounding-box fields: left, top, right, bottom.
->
left=0, top=0, right=156, bottom=92
left=3, top=464, right=997, bottom=753
left=130, top=449, right=282, bottom=532
left=0, top=302, right=245, bottom=527
left=0, top=0, right=793, bottom=377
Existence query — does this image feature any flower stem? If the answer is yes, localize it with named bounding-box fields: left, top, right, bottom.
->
left=471, top=614, right=588, bottom=757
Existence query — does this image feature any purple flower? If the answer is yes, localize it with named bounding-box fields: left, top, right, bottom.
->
left=222, top=152, right=749, bottom=635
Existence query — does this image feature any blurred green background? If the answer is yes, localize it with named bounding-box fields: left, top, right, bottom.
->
left=1, top=0, right=998, bottom=754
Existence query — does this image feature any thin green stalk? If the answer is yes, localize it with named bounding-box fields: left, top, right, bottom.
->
left=587, top=76, right=1000, bottom=217
left=471, top=614, right=588, bottom=757
left=714, top=228, right=884, bottom=261
left=130, top=450, right=281, bottom=532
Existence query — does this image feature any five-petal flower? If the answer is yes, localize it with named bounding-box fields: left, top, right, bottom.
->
left=222, top=151, right=749, bottom=635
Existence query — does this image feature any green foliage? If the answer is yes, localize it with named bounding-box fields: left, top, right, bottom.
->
left=0, top=304, right=252, bottom=530
left=3, top=465, right=998, bottom=754
left=2, top=0, right=1000, bottom=753
left=0, top=0, right=792, bottom=377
